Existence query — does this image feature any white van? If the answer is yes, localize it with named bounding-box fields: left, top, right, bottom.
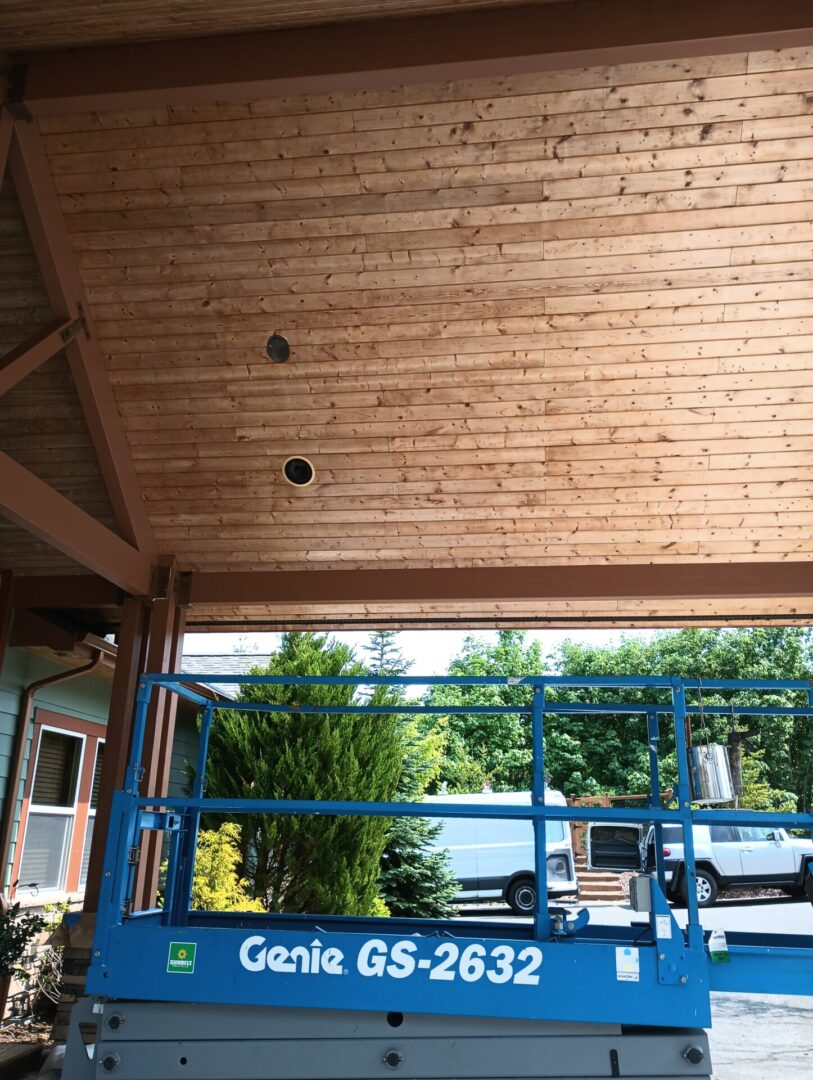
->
left=426, top=790, right=579, bottom=914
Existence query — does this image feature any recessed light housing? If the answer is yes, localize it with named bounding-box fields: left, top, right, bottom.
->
left=266, top=334, right=290, bottom=363
left=282, top=456, right=315, bottom=487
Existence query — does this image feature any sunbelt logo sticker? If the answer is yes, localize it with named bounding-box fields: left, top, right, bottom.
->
left=167, top=942, right=197, bottom=974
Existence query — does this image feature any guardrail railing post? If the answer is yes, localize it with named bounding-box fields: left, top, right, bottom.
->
left=532, top=683, right=550, bottom=939
left=672, top=680, right=702, bottom=950
left=169, top=704, right=214, bottom=925
left=647, top=708, right=667, bottom=896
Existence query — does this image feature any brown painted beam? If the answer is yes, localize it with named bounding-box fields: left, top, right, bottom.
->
left=10, top=608, right=80, bottom=651
left=0, top=109, right=12, bottom=178
left=12, top=574, right=121, bottom=609
left=0, top=571, right=13, bottom=678
left=188, top=563, right=813, bottom=607
left=8, top=121, right=155, bottom=556
left=17, top=0, right=813, bottom=115
left=0, top=451, right=152, bottom=596
left=0, top=316, right=82, bottom=397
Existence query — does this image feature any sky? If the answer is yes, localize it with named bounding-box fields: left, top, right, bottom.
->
left=182, top=628, right=656, bottom=675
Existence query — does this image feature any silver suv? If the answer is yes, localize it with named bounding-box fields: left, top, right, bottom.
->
left=648, top=823, right=813, bottom=907
left=588, top=822, right=813, bottom=908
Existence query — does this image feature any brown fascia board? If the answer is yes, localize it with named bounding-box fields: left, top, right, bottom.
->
left=14, top=0, right=813, bottom=115
left=186, top=563, right=813, bottom=606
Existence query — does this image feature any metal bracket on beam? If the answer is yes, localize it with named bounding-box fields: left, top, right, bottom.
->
left=150, top=564, right=173, bottom=602
left=60, top=311, right=87, bottom=345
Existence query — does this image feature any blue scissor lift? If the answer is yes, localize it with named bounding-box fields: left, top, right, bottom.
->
left=63, top=675, right=813, bottom=1080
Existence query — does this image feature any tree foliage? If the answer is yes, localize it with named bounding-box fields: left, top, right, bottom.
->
left=204, top=632, right=402, bottom=915
left=553, top=628, right=813, bottom=809
left=191, top=824, right=265, bottom=912
left=425, top=631, right=543, bottom=792
left=421, top=628, right=813, bottom=813
left=366, top=632, right=458, bottom=919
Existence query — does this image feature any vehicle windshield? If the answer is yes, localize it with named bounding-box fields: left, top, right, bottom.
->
left=546, top=820, right=566, bottom=843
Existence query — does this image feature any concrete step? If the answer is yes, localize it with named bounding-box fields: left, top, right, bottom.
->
left=578, top=878, right=626, bottom=891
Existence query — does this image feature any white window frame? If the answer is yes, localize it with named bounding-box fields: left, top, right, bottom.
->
left=16, top=724, right=87, bottom=901
left=79, top=738, right=105, bottom=890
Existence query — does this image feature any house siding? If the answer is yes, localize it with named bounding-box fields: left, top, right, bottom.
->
left=0, top=647, right=199, bottom=895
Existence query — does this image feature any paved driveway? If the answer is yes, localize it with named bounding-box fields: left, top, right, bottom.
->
left=458, top=896, right=813, bottom=1079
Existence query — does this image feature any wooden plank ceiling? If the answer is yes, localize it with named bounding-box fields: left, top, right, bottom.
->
left=6, top=43, right=813, bottom=625
left=0, top=0, right=572, bottom=52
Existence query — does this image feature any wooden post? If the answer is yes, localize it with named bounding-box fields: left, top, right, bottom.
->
left=83, top=598, right=150, bottom=913
left=133, top=565, right=187, bottom=910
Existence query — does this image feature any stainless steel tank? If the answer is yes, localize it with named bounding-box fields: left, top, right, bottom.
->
left=690, top=743, right=735, bottom=804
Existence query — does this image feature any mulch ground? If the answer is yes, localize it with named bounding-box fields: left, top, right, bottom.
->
left=0, top=1018, right=52, bottom=1045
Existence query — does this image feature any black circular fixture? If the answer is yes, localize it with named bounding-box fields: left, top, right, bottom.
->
left=283, top=456, right=315, bottom=487
left=266, top=334, right=290, bottom=363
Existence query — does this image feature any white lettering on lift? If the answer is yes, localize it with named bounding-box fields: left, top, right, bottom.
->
left=239, top=936, right=543, bottom=987
left=239, top=936, right=344, bottom=975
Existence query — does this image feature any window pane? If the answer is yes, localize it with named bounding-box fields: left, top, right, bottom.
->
left=32, top=730, right=82, bottom=807
left=545, top=820, right=566, bottom=843
left=80, top=814, right=95, bottom=889
left=661, top=825, right=684, bottom=843
left=90, top=744, right=104, bottom=810
left=737, top=826, right=774, bottom=842
left=18, top=813, right=71, bottom=891
left=709, top=824, right=737, bottom=843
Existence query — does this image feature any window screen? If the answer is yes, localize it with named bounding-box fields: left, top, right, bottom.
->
left=90, top=743, right=104, bottom=809
left=18, top=813, right=71, bottom=890
left=79, top=816, right=94, bottom=889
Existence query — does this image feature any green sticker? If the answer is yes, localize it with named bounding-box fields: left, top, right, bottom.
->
left=167, top=941, right=197, bottom=974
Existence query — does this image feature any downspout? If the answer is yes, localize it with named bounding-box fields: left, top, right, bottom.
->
left=0, top=649, right=105, bottom=898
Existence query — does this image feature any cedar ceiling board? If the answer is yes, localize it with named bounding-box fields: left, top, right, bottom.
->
left=6, top=46, right=813, bottom=623
left=0, top=0, right=572, bottom=52
left=36, top=46, right=813, bottom=583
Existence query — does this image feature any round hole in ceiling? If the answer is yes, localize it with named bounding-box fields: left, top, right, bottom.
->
left=266, top=334, right=290, bottom=363
left=282, top=456, right=315, bottom=487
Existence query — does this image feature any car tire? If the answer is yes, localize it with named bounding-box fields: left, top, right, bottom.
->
left=682, top=868, right=719, bottom=908
left=506, top=877, right=536, bottom=915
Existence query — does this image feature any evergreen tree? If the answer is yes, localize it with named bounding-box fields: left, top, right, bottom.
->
left=365, top=630, right=412, bottom=676
left=366, top=632, right=458, bottom=918
left=204, top=632, right=402, bottom=915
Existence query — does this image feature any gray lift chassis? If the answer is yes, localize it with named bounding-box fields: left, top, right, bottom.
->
left=63, top=1000, right=711, bottom=1080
